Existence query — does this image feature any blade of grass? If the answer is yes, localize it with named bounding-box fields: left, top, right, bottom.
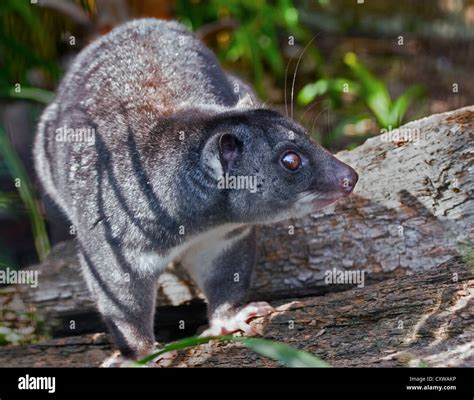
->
left=232, top=336, right=331, bottom=367
left=2, top=86, right=55, bottom=104
left=135, top=335, right=330, bottom=367
left=344, top=52, right=392, bottom=128
left=135, top=335, right=221, bottom=365
left=0, top=127, right=50, bottom=260
left=389, top=85, right=424, bottom=127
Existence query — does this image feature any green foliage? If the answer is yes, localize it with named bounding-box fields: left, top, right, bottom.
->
left=343, top=52, right=425, bottom=129
left=0, top=0, right=429, bottom=264
left=298, top=52, right=425, bottom=130
left=0, top=0, right=61, bottom=264
left=0, top=0, right=63, bottom=88
left=1, top=86, right=55, bottom=104
left=298, top=78, right=360, bottom=105
left=175, top=0, right=311, bottom=97
left=0, top=127, right=50, bottom=260
left=134, top=334, right=330, bottom=367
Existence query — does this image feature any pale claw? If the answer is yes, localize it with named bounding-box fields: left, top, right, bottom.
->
left=200, top=301, right=274, bottom=337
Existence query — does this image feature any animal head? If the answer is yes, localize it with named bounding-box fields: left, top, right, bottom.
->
left=199, top=108, right=358, bottom=223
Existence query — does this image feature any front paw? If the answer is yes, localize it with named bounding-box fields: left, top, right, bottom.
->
left=200, top=301, right=274, bottom=337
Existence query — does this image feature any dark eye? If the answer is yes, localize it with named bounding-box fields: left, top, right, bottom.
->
left=281, top=151, right=302, bottom=172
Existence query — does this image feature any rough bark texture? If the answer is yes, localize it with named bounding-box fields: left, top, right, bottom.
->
left=17, top=106, right=474, bottom=336
left=2, top=256, right=472, bottom=367
left=255, top=106, right=473, bottom=298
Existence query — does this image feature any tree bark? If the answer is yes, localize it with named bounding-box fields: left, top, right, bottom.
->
left=17, top=106, right=474, bottom=335
left=2, top=256, right=472, bottom=367
left=254, top=105, right=473, bottom=299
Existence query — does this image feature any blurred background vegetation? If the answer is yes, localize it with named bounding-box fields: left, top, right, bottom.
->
left=0, top=0, right=473, bottom=282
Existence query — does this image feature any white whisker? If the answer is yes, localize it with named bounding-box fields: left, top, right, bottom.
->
left=284, top=58, right=292, bottom=117
left=296, top=191, right=324, bottom=202
left=326, top=106, right=333, bottom=149
left=300, top=100, right=323, bottom=124
left=311, top=105, right=330, bottom=137
left=290, top=33, right=320, bottom=119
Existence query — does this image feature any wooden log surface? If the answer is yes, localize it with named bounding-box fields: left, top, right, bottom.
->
left=255, top=105, right=473, bottom=298
left=16, top=106, right=474, bottom=336
left=1, top=256, right=472, bottom=367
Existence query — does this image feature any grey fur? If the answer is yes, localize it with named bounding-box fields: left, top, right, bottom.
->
left=34, top=19, right=358, bottom=359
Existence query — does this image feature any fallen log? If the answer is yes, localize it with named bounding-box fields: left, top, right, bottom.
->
left=2, top=256, right=472, bottom=367
left=18, top=106, right=474, bottom=336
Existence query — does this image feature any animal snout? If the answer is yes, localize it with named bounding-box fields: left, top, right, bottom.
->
left=334, top=162, right=358, bottom=195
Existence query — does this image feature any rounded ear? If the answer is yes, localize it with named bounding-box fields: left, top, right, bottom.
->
left=219, top=133, right=241, bottom=173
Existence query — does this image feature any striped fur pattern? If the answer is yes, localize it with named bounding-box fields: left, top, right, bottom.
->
left=34, top=19, right=357, bottom=361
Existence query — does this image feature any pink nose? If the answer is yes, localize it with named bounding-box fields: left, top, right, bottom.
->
left=335, top=164, right=358, bottom=195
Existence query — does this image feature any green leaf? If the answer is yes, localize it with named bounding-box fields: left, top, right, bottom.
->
left=1, top=86, right=55, bottom=104
left=389, top=85, right=425, bottom=127
left=134, top=335, right=330, bottom=368
left=297, top=78, right=360, bottom=105
left=298, top=81, right=328, bottom=105
left=134, top=335, right=222, bottom=366
left=3, top=0, right=43, bottom=32
left=233, top=336, right=331, bottom=367
left=282, top=5, right=298, bottom=26
left=277, top=0, right=305, bottom=37
left=344, top=52, right=392, bottom=128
